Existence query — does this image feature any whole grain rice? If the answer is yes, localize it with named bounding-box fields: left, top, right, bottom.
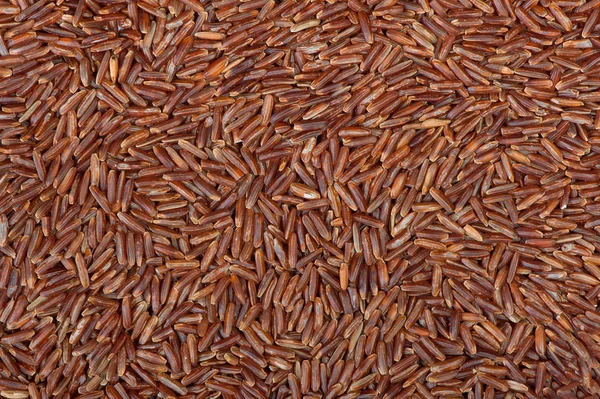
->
left=1, top=0, right=600, bottom=397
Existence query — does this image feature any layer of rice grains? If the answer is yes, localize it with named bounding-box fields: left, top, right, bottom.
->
left=3, top=0, right=600, bottom=397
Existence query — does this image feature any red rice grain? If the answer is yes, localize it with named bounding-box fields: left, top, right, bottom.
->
left=1, top=0, right=600, bottom=397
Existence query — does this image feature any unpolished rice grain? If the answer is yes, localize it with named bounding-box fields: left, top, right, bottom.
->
left=1, top=0, right=600, bottom=397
